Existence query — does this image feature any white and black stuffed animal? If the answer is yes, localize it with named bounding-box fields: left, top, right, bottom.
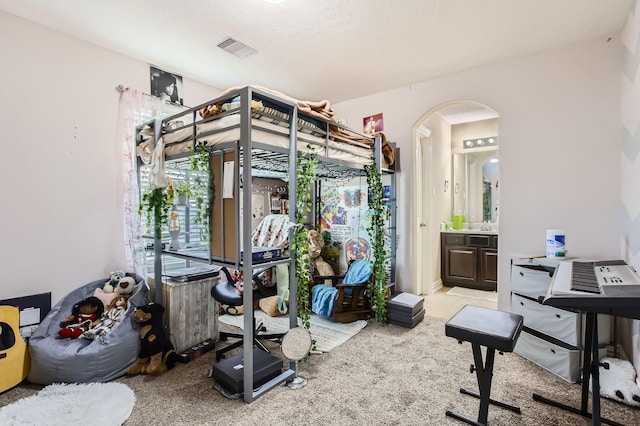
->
left=127, top=302, right=177, bottom=376
left=592, top=357, right=640, bottom=407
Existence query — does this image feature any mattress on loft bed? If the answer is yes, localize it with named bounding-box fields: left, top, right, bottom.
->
left=137, top=96, right=393, bottom=167
left=160, top=114, right=386, bottom=167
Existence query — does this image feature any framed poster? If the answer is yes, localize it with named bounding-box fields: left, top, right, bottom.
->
left=363, top=113, right=383, bottom=134
left=150, top=66, right=184, bottom=105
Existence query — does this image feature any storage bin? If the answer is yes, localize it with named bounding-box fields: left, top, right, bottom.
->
left=511, top=293, right=610, bottom=347
left=515, top=329, right=581, bottom=383
left=510, top=264, right=555, bottom=299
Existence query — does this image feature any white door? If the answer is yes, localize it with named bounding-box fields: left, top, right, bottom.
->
left=416, top=130, right=433, bottom=295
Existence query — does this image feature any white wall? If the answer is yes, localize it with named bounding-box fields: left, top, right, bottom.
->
left=0, top=12, right=220, bottom=304
left=619, top=2, right=640, bottom=375
left=334, top=38, right=622, bottom=310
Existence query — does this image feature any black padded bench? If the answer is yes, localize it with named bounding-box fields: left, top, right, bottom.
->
left=445, top=305, right=524, bottom=426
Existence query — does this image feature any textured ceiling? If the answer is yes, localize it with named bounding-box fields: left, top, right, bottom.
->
left=0, top=0, right=632, bottom=104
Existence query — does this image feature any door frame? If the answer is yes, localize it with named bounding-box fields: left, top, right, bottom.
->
left=412, top=100, right=499, bottom=296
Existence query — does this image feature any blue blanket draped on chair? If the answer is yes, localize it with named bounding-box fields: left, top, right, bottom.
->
left=311, top=284, right=338, bottom=318
left=343, top=259, right=372, bottom=284
left=311, top=259, right=372, bottom=318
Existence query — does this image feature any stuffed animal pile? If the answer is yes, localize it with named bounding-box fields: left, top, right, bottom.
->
left=94, top=271, right=136, bottom=308
left=127, top=302, right=178, bottom=376
left=103, top=270, right=127, bottom=293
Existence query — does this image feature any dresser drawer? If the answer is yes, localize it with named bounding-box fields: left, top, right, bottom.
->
left=511, top=264, right=555, bottom=299
left=443, top=233, right=465, bottom=246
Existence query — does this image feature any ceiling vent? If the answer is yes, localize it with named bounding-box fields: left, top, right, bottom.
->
left=217, top=37, right=257, bottom=58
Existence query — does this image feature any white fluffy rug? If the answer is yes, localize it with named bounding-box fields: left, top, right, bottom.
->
left=219, top=310, right=367, bottom=353
left=0, top=382, right=135, bottom=426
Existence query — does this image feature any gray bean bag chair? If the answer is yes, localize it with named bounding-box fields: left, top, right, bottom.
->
left=27, top=275, right=149, bottom=384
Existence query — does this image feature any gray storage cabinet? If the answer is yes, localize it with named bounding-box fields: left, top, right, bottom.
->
left=510, top=256, right=610, bottom=383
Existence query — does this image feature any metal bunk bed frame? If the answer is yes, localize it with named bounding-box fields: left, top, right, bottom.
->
left=135, top=86, right=395, bottom=402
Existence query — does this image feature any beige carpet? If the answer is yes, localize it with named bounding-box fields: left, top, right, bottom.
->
left=1, top=315, right=639, bottom=425
left=445, top=286, right=498, bottom=302
left=218, top=311, right=367, bottom=352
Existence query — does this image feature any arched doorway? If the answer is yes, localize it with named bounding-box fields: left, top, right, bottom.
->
left=412, top=101, right=499, bottom=296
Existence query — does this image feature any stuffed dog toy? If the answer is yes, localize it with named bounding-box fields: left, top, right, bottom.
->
left=114, top=276, right=136, bottom=298
left=127, top=302, right=177, bottom=376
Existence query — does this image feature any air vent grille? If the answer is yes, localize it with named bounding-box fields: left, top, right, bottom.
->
left=217, top=37, right=257, bottom=58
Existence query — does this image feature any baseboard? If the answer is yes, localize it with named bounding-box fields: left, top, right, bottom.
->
left=430, top=279, right=443, bottom=295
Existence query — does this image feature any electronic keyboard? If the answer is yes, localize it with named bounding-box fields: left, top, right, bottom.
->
left=570, top=260, right=640, bottom=296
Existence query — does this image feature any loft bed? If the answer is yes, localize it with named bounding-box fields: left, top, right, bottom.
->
left=137, top=86, right=395, bottom=173
left=134, top=85, right=397, bottom=403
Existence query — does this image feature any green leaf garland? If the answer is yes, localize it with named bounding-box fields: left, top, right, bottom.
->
left=293, top=146, right=318, bottom=330
left=365, top=164, right=388, bottom=324
left=189, top=143, right=214, bottom=243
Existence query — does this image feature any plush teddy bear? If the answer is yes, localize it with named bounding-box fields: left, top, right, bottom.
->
left=127, top=302, right=178, bottom=376
left=308, top=229, right=335, bottom=279
left=58, top=296, right=104, bottom=339
left=103, top=270, right=126, bottom=293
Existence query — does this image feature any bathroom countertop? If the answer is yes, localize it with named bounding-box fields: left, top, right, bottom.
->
left=441, top=229, right=498, bottom=235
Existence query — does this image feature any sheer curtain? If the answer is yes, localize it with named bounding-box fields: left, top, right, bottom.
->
left=116, top=87, right=165, bottom=277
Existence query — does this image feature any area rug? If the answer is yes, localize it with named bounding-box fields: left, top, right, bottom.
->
left=218, top=310, right=367, bottom=353
left=445, top=286, right=497, bottom=302
left=0, top=382, right=135, bottom=426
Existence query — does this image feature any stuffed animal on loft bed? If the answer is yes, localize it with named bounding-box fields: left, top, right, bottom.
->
left=58, top=296, right=104, bottom=339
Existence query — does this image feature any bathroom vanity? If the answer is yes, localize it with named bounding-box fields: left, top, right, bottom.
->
left=441, top=231, right=498, bottom=291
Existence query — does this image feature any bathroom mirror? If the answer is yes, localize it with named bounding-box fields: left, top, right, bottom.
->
left=449, top=115, right=499, bottom=225
left=452, top=148, right=499, bottom=223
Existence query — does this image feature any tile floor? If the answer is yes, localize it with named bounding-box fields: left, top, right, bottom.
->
left=422, top=286, right=497, bottom=320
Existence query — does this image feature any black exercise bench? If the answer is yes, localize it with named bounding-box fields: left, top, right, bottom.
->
left=445, top=305, right=524, bottom=426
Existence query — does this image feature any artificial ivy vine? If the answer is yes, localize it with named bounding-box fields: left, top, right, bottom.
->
left=293, top=146, right=318, bottom=330
left=189, top=143, right=214, bottom=243
left=139, top=187, right=173, bottom=239
left=365, top=164, right=389, bottom=324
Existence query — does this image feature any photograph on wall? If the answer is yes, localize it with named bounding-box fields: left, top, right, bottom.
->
left=363, top=113, right=384, bottom=134
left=150, top=66, right=184, bottom=105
